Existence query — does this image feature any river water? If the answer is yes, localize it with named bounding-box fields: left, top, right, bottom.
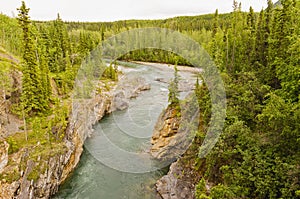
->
left=53, top=62, right=197, bottom=199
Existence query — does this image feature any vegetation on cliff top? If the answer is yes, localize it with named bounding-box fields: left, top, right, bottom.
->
left=0, top=1, right=115, bottom=183
left=192, top=0, right=300, bottom=198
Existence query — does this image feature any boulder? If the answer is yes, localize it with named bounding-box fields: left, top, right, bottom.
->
left=111, top=91, right=129, bottom=111
left=156, top=161, right=194, bottom=199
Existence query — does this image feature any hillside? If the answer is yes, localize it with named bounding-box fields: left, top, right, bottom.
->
left=0, top=47, right=22, bottom=139
left=61, top=12, right=232, bottom=32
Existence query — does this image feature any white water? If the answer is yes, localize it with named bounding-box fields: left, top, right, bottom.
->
left=54, top=62, right=197, bottom=199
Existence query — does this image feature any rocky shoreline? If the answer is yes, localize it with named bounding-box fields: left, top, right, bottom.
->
left=150, top=92, right=200, bottom=199
left=0, top=74, right=150, bottom=199
left=147, top=62, right=202, bottom=198
left=0, top=61, right=199, bottom=199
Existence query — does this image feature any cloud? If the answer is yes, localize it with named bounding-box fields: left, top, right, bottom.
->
left=0, top=0, right=267, bottom=22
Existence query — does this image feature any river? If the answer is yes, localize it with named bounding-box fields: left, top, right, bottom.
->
left=53, top=62, right=197, bottom=199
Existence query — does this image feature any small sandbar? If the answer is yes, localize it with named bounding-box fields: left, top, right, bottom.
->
left=133, top=61, right=203, bottom=73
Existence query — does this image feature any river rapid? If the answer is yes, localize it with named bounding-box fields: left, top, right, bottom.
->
left=53, top=62, right=197, bottom=199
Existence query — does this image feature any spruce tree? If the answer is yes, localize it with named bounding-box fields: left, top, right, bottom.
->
left=211, top=9, right=219, bottom=61
left=212, top=9, right=219, bottom=38
left=271, top=0, right=299, bottom=100
left=255, top=10, right=267, bottom=66
left=247, top=6, right=256, bottom=33
left=245, top=6, right=256, bottom=69
left=39, top=45, right=51, bottom=104
left=168, top=66, right=180, bottom=107
left=17, top=1, right=48, bottom=115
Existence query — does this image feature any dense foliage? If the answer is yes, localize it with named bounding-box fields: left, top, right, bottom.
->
left=193, top=1, right=300, bottom=198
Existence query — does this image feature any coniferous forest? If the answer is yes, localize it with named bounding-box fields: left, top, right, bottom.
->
left=0, top=0, right=299, bottom=198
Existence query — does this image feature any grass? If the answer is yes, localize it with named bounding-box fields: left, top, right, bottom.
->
left=2, top=102, right=69, bottom=182
left=6, top=128, right=63, bottom=155
left=0, top=168, right=20, bottom=183
left=3, top=130, right=67, bottom=182
left=0, top=47, right=20, bottom=70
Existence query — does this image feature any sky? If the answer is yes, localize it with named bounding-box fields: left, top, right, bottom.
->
left=0, top=0, right=268, bottom=22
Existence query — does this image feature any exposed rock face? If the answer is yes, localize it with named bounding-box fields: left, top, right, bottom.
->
left=0, top=93, right=112, bottom=199
left=0, top=76, right=150, bottom=199
left=151, top=94, right=200, bottom=199
left=156, top=161, right=195, bottom=199
left=151, top=106, right=180, bottom=160
left=0, top=69, right=23, bottom=139
left=112, top=91, right=129, bottom=111
left=111, top=76, right=150, bottom=111
left=150, top=94, right=199, bottom=161
left=0, top=141, right=8, bottom=172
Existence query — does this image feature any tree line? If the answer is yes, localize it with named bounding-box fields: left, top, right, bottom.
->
left=193, top=0, right=300, bottom=198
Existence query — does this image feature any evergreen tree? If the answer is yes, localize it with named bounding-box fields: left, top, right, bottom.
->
left=168, top=65, right=180, bottom=107
left=38, top=44, right=51, bottom=104
left=17, top=1, right=48, bottom=115
left=255, top=9, right=267, bottom=66
left=247, top=6, right=256, bottom=32
left=224, top=1, right=246, bottom=74
left=211, top=9, right=219, bottom=61
left=36, top=25, right=52, bottom=104
left=212, top=9, right=219, bottom=38
left=47, top=13, right=71, bottom=73
left=271, top=0, right=300, bottom=101
left=244, top=6, right=256, bottom=69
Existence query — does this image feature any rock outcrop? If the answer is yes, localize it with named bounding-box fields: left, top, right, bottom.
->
left=0, top=91, right=113, bottom=199
left=151, top=94, right=200, bottom=199
left=150, top=94, right=199, bottom=161
left=0, top=75, right=150, bottom=199
left=111, top=76, right=150, bottom=111
left=0, top=141, right=8, bottom=173
left=150, top=106, right=180, bottom=160
left=156, top=160, right=195, bottom=199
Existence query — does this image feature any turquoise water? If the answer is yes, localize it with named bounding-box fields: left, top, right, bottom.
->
left=54, top=63, right=196, bottom=199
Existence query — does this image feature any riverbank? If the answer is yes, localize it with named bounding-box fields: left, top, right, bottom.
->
left=0, top=61, right=199, bottom=198
left=133, top=61, right=203, bottom=73
left=54, top=61, right=199, bottom=198
left=150, top=90, right=201, bottom=199
left=0, top=66, right=151, bottom=198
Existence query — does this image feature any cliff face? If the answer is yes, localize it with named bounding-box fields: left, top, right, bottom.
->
left=156, top=160, right=196, bottom=199
left=0, top=76, right=150, bottom=199
left=0, top=92, right=112, bottom=199
left=0, top=141, right=8, bottom=173
left=150, top=106, right=180, bottom=160
left=151, top=94, right=200, bottom=199
left=150, top=93, right=199, bottom=160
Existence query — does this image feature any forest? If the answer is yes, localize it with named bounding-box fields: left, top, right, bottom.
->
left=0, top=0, right=299, bottom=198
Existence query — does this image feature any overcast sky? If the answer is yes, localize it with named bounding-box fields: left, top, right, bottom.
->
left=0, top=0, right=267, bottom=22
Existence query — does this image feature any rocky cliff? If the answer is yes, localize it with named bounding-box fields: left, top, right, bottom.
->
left=156, top=160, right=195, bottom=199
left=154, top=140, right=203, bottom=199
left=150, top=106, right=180, bottom=160
left=150, top=93, right=199, bottom=160
left=0, top=75, right=150, bottom=199
left=150, top=94, right=201, bottom=199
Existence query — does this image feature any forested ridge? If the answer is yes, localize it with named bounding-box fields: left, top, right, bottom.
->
left=0, top=0, right=299, bottom=198
left=193, top=1, right=300, bottom=198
